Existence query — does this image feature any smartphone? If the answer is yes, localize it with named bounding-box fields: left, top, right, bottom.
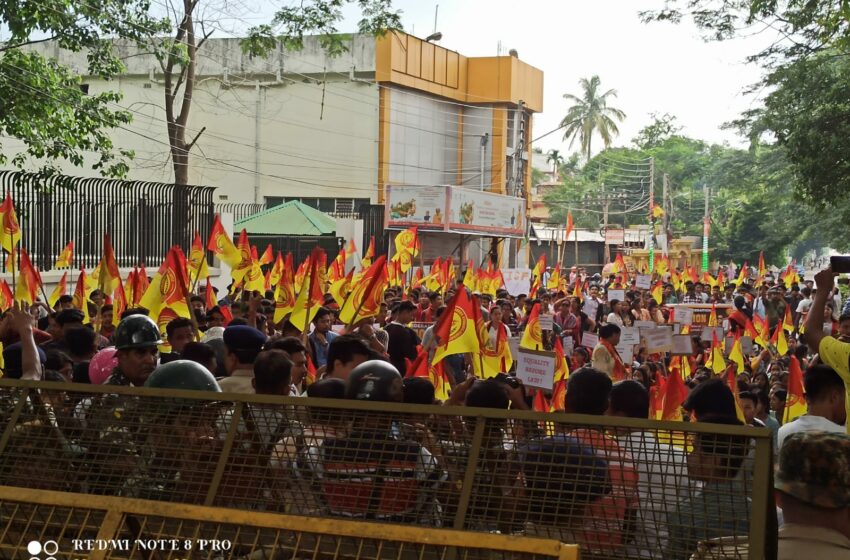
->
left=831, top=256, right=850, bottom=274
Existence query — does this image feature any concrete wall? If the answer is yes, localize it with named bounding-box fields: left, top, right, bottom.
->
left=4, top=38, right=380, bottom=203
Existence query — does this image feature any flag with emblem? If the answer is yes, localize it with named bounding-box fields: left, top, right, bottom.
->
left=339, top=256, right=388, bottom=326
left=72, top=268, right=91, bottom=324
left=112, top=276, right=127, bottom=327
left=709, top=331, right=726, bottom=375
left=14, top=248, right=39, bottom=304
left=207, top=215, right=242, bottom=268
left=290, top=247, right=326, bottom=331
left=48, top=271, right=68, bottom=308
left=54, top=241, right=74, bottom=269
left=139, top=247, right=191, bottom=323
left=662, top=359, right=689, bottom=421
left=432, top=288, right=482, bottom=365
left=189, top=231, right=210, bottom=285
left=520, top=302, right=544, bottom=351
left=651, top=281, right=663, bottom=305
left=0, top=193, right=21, bottom=253
left=783, top=356, right=807, bottom=423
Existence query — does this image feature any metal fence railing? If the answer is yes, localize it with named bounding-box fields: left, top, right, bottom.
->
left=0, top=486, right=579, bottom=560
left=0, top=171, right=216, bottom=273
left=0, top=379, right=774, bottom=560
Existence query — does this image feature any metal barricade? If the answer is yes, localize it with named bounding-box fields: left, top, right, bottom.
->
left=0, top=486, right=578, bottom=559
left=0, top=379, right=774, bottom=560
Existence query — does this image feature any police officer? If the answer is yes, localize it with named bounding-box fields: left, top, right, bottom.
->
left=105, top=315, right=162, bottom=386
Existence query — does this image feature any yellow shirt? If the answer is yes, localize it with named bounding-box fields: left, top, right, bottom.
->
left=816, top=337, right=850, bottom=433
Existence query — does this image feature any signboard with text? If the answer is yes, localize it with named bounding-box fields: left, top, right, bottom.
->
left=516, top=348, right=557, bottom=390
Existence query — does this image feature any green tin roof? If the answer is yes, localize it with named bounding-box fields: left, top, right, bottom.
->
left=234, top=200, right=337, bottom=236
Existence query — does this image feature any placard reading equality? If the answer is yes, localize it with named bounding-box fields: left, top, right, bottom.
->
left=515, top=348, right=557, bottom=390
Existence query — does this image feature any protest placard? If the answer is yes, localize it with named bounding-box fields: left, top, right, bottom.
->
left=581, top=332, right=599, bottom=348
left=635, top=275, right=652, bottom=290
left=608, top=289, right=626, bottom=302
left=644, top=327, right=674, bottom=353
left=620, top=327, right=640, bottom=346
left=539, top=314, right=554, bottom=331
left=516, top=348, right=557, bottom=390
left=672, top=307, right=694, bottom=326
left=617, top=343, right=636, bottom=363
left=672, top=335, right=693, bottom=355
left=700, top=326, right=725, bottom=343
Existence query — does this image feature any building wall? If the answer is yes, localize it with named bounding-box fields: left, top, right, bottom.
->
left=5, top=37, right=380, bottom=204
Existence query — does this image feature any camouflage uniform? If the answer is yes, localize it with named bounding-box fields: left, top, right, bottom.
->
left=776, top=431, right=850, bottom=560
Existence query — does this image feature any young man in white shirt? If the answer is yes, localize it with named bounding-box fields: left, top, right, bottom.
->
left=777, top=364, right=846, bottom=449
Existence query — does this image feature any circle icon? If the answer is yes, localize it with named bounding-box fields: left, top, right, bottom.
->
left=43, top=541, right=59, bottom=555
left=27, top=542, right=42, bottom=555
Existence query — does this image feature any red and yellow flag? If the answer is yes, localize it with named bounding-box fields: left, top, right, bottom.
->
left=532, top=254, right=546, bottom=283
left=709, top=331, right=726, bottom=375
left=708, top=304, right=718, bottom=327
left=783, top=305, right=794, bottom=333
left=783, top=356, right=807, bottom=423
left=112, top=276, right=127, bottom=327
left=14, top=248, right=40, bottom=304
left=139, top=246, right=191, bottom=323
left=48, top=271, right=68, bottom=308
left=651, top=281, right=663, bottom=305
left=204, top=277, right=217, bottom=311
left=54, top=241, right=74, bottom=269
left=771, top=324, right=789, bottom=356
left=289, top=248, right=326, bottom=331
left=520, top=302, right=543, bottom=351
left=207, top=215, right=242, bottom=268
left=73, top=268, right=91, bottom=324
left=259, top=244, right=274, bottom=266
left=546, top=263, right=561, bottom=291
left=361, top=236, right=375, bottom=269
left=0, top=280, right=13, bottom=310
left=0, top=194, right=21, bottom=253
left=433, top=289, right=482, bottom=364
left=734, top=262, right=749, bottom=286
left=339, top=256, right=389, bottom=326
left=565, top=211, right=574, bottom=241
left=189, top=231, right=210, bottom=284
left=98, top=233, right=121, bottom=295
left=662, top=360, right=689, bottom=421
left=729, top=334, right=746, bottom=373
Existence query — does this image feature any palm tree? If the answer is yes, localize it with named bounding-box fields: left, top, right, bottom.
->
left=545, top=149, right=565, bottom=179
left=560, top=76, right=626, bottom=160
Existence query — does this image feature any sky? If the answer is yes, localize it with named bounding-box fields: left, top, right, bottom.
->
left=327, top=0, right=776, bottom=156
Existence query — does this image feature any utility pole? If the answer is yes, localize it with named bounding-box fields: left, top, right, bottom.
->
left=702, top=183, right=710, bottom=272
left=579, top=187, right=628, bottom=264
left=648, top=157, right=655, bottom=272
left=662, top=173, right=669, bottom=255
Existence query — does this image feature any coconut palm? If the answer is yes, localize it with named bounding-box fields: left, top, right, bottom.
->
left=560, top=76, right=626, bottom=160
left=546, top=149, right=564, bottom=179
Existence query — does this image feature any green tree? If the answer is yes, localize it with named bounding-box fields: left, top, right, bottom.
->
left=633, top=113, right=682, bottom=150
left=0, top=1, right=169, bottom=178
left=560, top=76, right=626, bottom=161
left=545, top=149, right=564, bottom=178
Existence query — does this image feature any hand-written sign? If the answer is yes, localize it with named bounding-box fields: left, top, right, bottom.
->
left=581, top=332, right=599, bottom=349
left=516, top=348, right=557, bottom=390
left=643, top=327, right=674, bottom=353
left=608, top=289, right=626, bottom=303
left=635, top=275, right=652, bottom=290
left=539, top=314, right=554, bottom=331
left=672, top=335, right=693, bottom=355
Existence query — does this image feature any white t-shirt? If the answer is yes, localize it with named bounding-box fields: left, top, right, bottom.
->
left=607, top=313, right=624, bottom=326
left=777, top=415, right=845, bottom=449
left=796, top=298, right=812, bottom=314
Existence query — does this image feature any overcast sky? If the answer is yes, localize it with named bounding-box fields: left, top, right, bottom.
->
left=330, top=0, right=775, bottom=156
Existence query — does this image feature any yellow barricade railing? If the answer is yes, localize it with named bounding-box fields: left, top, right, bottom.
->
left=0, top=379, right=775, bottom=560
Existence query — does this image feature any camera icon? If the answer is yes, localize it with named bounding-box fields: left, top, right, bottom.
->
left=27, top=540, right=58, bottom=560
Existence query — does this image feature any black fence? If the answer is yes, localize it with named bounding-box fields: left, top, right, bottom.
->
left=249, top=235, right=344, bottom=267
left=360, top=204, right=387, bottom=257
left=0, top=171, right=216, bottom=273
left=214, top=202, right=266, bottom=224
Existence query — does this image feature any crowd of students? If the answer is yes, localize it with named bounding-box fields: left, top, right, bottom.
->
left=2, top=262, right=850, bottom=560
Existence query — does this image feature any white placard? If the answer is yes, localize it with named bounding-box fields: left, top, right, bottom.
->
left=562, top=336, right=574, bottom=355
left=616, top=343, right=635, bottom=363
left=620, top=326, right=640, bottom=346
left=539, top=314, right=554, bottom=331
left=581, top=332, right=599, bottom=348
left=644, top=327, right=674, bottom=353
left=331, top=324, right=346, bottom=334
left=741, top=336, right=754, bottom=355
left=672, top=335, right=693, bottom=355
left=700, top=326, right=725, bottom=343
left=608, top=289, right=626, bottom=303
left=636, top=275, right=652, bottom=290
left=673, top=323, right=682, bottom=335
left=503, top=268, right=533, bottom=296
left=515, top=348, right=557, bottom=390
left=672, top=307, right=694, bottom=326
left=635, top=320, right=656, bottom=329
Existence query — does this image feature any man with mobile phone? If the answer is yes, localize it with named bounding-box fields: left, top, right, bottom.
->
left=803, top=266, right=850, bottom=436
